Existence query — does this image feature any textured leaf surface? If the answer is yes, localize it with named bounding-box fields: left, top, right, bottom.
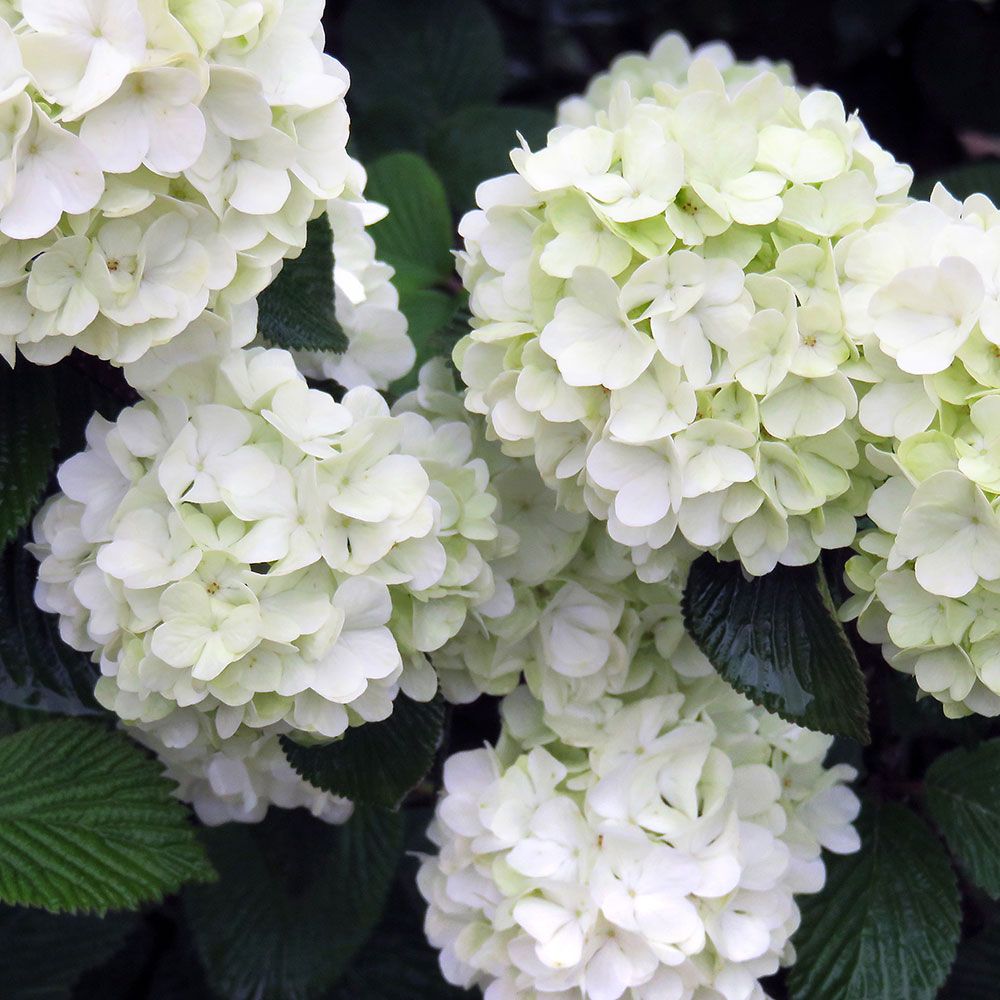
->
left=0, top=364, right=58, bottom=548
left=186, top=806, right=403, bottom=1000
left=0, top=720, right=215, bottom=913
left=366, top=153, right=455, bottom=291
left=343, top=0, right=505, bottom=124
left=0, top=905, right=136, bottom=999
left=282, top=694, right=445, bottom=809
left=790, top=801, right=961, bottom=1000
left=259, top=214, right=346, bottom=354
left=0, top=537, right=101, bottom=716
left=926, top=739, right=1000, bottom=896
left=429, top=104, right=553, bottom=211
left=683, top=555, right=869, bottom=741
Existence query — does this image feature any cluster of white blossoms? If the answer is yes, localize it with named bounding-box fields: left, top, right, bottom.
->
left=129, top=707, right=351, bottom=826
left=419, top=675, right=860, bottom=1000
left=455, top=39, right=912, bottom=578
left=838, top=184, right=1000, bottom=717
left=30, top=344, right=501, bottom=749
left=291, top=155, right=415, bottom=391
left=0, top=0, right=352, bottom=367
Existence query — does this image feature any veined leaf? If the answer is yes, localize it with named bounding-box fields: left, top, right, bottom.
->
left=0, top=720, right=215, bottom=913
left=683, top=555, right=869, bottom=741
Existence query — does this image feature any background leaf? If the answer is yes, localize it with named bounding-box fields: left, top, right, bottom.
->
left=0, top=719, right=215, bottom=913
left=185, top=806, right=403, bottom=1000
left=0, top=537, right=102, bottom=717
left=0, top=364, right=58, bottom=549
left=941, top=912, right=1000, bottom=999
left=258, top=215, right=346, bottom=355
left=281, top=694, right=445, bottom=809
left=343, top=0, right=505, bottom=140
left=789, top=800, right=961, bottom=1000
left=428, top=104, right=554, bottom=212
left=926, top=739, right=1000, bottom=897
left=330, top=820, right=470, bottom=999
left=912, top=161, right=1000, bottom=203
left=366, top=153, right=455, bottom=292
left=682, top=555, right=870, bottom=741
left=0, top=905, right=137, bottom=1000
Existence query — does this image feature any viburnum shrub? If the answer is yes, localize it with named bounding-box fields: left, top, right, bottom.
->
left=1, top=5, right=999, bottom=1000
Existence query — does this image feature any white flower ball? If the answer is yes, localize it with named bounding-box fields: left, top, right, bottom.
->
left=837, top=184, right=1000, bottom=717
left=454, top=32, right=911, bottom=577
left=289, top=156, right=416, bottom=391
left=418, top=676, right=860, bottom=1000
left=0, top=0, right=352, bottom=367
left=129, top=708, right=351, bottom=826
left=30, top=345, right=502, bottom=742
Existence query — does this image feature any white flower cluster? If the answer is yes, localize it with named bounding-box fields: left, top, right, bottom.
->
left=558, top=32, right=792, bottom=129
left=419, top=676, right=859, bottom=1000
left=455, top=38, right=911, bottom=577
left=30, top=345, right=502, bottom=757
left=0, top=0, right=351, bottom=367
left=130, top=707, right=351, bottom=826
left=838, top=185, right=1000, bottom=717
left=291, top=156, right=415, bottom=391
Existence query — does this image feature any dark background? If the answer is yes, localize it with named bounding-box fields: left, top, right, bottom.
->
left=323, top=0, right=1000, bottom=195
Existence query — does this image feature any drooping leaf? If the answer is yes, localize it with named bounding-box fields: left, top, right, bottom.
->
left=0, top=363, right=59, bottom=548
left=343, top=0, right=505, bottom=127
left=0, top=905, right=137, bottom=1000
left=0, top=719, right=215, bottom=913
left=941, top=914, right=1000, bottom=999
left=185, top=806, right=403, bottom=1000
left=789, top=801, right=961, bottom=1000
left=258, top=214, right=347, bottom=354
left=429, top=104, right=554, bottom=212
left=926, top=739, right=1000, bottom=897
left=366, top=153, right=455, bottom=292
left=281, top=694, right=445, bottom=809
left=0, top=537, right=102, bottom=717
left=682, top=555, right=869, bottom=741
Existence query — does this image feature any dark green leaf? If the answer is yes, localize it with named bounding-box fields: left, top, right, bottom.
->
left=0, top=905, right=136, bottom=1000
left=281, top=694, right=444, bottom=809
left=389, top=290, right=462, bottom=396
left=789, top=801, right=961, bottom=1000
left=186, top=806, right=403, bottom=1000
left=0, top=363, right=58, bottom=548
left=259, top=215, right=347, bottom=354
left=330, top=853, right=470, bottom=1000
left=926, top=739, right=1000, bottom=897
left=366, top=153, right=455, bottom=292
left=682, top=555, right=869, bottom=741
left=0, top=719, right=215, bottom=913
left=0, top=537, right=102, bottom=717
left=343, top=0, right=505, bottom=126
left=941, top=915, right=1000, bottom=1000
left=912, top=162, right=1000, bottom=204
left=429, top=104, right=553, bottom=212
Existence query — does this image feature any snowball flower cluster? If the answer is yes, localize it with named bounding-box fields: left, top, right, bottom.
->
left=0, top=0, right=352, bottom=367
left=130, top=708, right=351, bottom=826
left=31, top=344, right=501, bottom=743
left=455, top=35, right=911, bottom=577
left=839, top=185, right=1000, bottom=716
left=419, top=675, right=860, bottom=1000
left=290, top=155, right=415, bottom=391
